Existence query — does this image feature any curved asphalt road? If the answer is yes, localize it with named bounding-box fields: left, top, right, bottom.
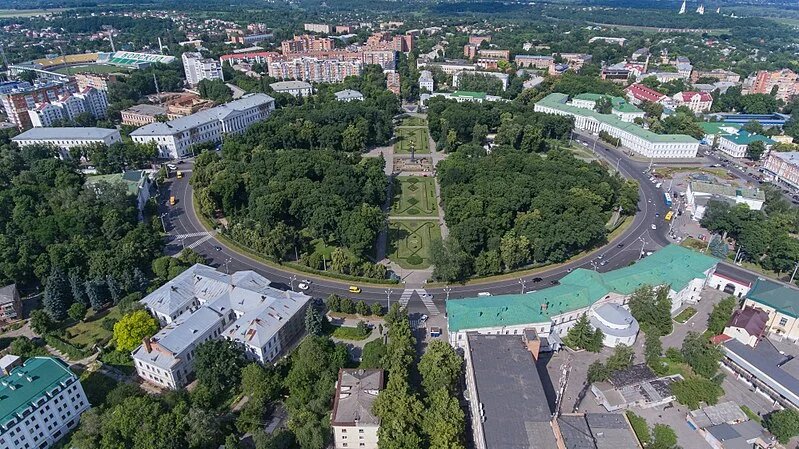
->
left=158, top=132, right=675, bottom=313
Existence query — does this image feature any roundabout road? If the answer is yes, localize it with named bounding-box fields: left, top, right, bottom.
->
left=158, top=133, right=674, bottom=314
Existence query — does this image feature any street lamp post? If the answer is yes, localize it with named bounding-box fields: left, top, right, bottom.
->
left=384, top=288, right=393, bottom=309
left=444, top=285, right=452, bottom=301
left=224, top=257, right=232, bottom=275
left=790, top=261, right=799, bottom=284
left=519, top=278, right=527, bottom=294
left=290, top=274, right=297, bottom=291
left=159, top=213, right=168, bottom=233
left=638, top=237, right=646, bottom=260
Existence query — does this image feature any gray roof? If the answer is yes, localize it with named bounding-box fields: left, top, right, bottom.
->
left=558, top=415, right=595, bottom=449
left=557, top=413, right=639, bottom=449
left=723, top=338, right=799, bottom=407
left=714, top=262, right=758, bottom=286
left=706, top=420, right=770, bottom=448
left=770, top=151, right=799, bottom=167
left=466, top=334, right=556, bottom=449
left=334, top=89, right=363, bottom=100
left=590, top=303, right=639, bottom=339
left=331, top=369, right=384, bottom=426
left=132, top=306, right=223, bottom=370
left=690, top=181, right=765, bottom=201
left=122, top=104, right=167, bottom=116
left=0, top=284, right=17, bottom=306
left=130, top=93, right=274, bottom=137
left=269, top=81, right=312, bottom=91
left=689, top=401, right=747, bottom=428
left=12, top=127, right=119, bottom=141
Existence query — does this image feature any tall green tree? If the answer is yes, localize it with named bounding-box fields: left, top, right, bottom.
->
left=766, top=409, right=799, bottom=444
left=43, top=267, right=72, bottom=321
left=707, top=297, right=737, bottom=335
left=194, top=339, right=248, bottom=399
left=304, top=306, right=326, bottom=337
left=418, top=340, right=463, bottom=394
left=681, top=332, right=723, bottom=378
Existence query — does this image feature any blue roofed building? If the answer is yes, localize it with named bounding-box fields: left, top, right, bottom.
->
left=446, top=245, right=718, bottom=348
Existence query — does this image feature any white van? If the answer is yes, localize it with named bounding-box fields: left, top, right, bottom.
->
left=655, top=182, right=662, bottom=189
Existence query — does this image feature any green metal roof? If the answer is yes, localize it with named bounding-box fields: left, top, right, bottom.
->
left=572, top=93, right=642, bottom=114
left=86, top=170, right=146, bottom=196
left=446, top=245, right=717, bottom=332
left=1, top=357, right=75, bottom=427
left=747, top=278, right=799, bottom=318
left=452, top=91, right=487, bottom=99
left=698, top=122, right=740, bottom=136
left=722, top=130, right=775, bottom=146
left=536, top=93, right=698, bottom=144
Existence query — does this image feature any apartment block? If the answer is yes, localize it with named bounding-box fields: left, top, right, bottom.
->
left=28, top=87, right=108, bottom=127
left=763, top=151, right=799, bottom=189
left=182, top=52, right=224, bottom=86
left=0, top=80, right=78, bottom=129
left=0, top=357, right=91, bottom=449
left=268, top=56, right=362, bottom=84
left=133, top=264, right=310, bottom=389
left=74, top=73, right=118, bottom=91
left=749, top=69, right=799, bottom=102
left=304, top=23, right=332, bottom=34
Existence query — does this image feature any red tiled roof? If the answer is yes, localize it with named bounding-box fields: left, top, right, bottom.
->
left=710, top=334, right=732, bottom=345
left=676, top=91, right=713, bottom=102
left=626, top=83, right=666, bottom=102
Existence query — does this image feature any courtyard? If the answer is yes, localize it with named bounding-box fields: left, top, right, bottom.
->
left=388, top=220, right=441, bottom=269
left=391, top=176, right=438, bottom=216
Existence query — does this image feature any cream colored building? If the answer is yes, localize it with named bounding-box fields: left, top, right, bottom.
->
left=742, top=278, right=799, bottom=341
left=331, top=369, right=383, bottom=449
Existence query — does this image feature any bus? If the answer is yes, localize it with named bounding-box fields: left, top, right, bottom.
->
left=664, top=192, right=672, bottom=207
left=665, top=211, right=673, bottom=221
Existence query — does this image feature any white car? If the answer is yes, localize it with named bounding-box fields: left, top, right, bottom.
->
left=477, top=292, right=492, bottom=297
left=651, top=224, right=657, bottom=230
left=167, top=164, right=177, bottom=170
left=297, top=281, right=311, bottom=290
left=420, top=314, right=428, bottom=322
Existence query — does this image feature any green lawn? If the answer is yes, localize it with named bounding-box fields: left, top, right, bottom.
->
left=400, top=117, right=427, bottom=127
left=54, top=64, right=130, bottom=75
left=391, top=176, right=438, bottom=217
left=63, top=307, right=122, bottom=350
left=331, top=325, right=372, bottom=341
left=388, top=220, right=442, bottom=269
left=674, top=307, right=697, bottom=324
left=394, top=126, right=430, bottom=154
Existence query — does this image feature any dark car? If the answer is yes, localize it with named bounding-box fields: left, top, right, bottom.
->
left=550, top=280, right=560, bottom=285
left=532, top=277, right=543, bottom=283
left=617, top=243, right=624, bottom=248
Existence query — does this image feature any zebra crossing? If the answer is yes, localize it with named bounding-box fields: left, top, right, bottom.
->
left=186, top=233, right=214, bottom=250
left=397, top=288, right=441, bottom=316
left=174, top=231, right=211, bottom=239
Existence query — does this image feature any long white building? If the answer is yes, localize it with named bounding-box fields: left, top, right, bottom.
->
left=535, top=93, right=699, bottom=158
left=11, top=127, right=121, bottom=154
left=182, top=52, right=224, bottom=86
left=0, top=356, right=91, bottom=449
left=133, top=264, right=310, bottom=389
left=130, top=93, right=274, bottom=159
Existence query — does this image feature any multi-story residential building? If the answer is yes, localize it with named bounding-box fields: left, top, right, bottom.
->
left=362, top=50, right=397, bottom=70
left=282, top=35, right=334, bottom=53
left=219, top=51, right=277, bottom=66
left=468, top=35, right=491, bottom=46
left=0, top=284, right=22, bottom=322
left=588, top=36, right=627, bottom=46
left=364, top=32, right=413, bottom=53
left=331, top=369, right=383, bottom=449
left=690, top=68, right=741, bottom=84
left=0, top=356, right=91, bottom=449
left=182, top=52, right=224, bottom=86
left=130, top=94, right=275, bottom=159
left=675, top=56, right=693, bottom=79
left=386, top=71, right=401, bottom=95
left=227, top=29, right=273, bottom=45
left=73, top=73, right=118, bottom=92
left=625, top=83, right=668, bottom=106
left=418, top=70, right=434, bottom=92
left=120, top=104, right=169, bottom=126
left=685, top=181, right=765, bottom=220
left=11, top=127, right=121, bottom=154
left=417, top=59, right=477, bottom=75
left=536, top=93, right=699, bottom=158
left=514, top=55, right=554, bottom=69
left=304, top=23, right=332, bottom=34
left=28, top=87, right=108, bottom=127
left=133, top=264, right=310, bottom=389
left=269, top=81, right=313, bottom=97
left=477, top=49, right=510, bottom=60
left=748, top=69, right=799, bottom=102
left=763, top=151, right=799, bottom=189
left=447, top=244, right=716, bottom=347
left=0, top=80, right=31, bottom=95
left=0, top=80, right=78, bottom=129
left=560, top=53, right=593, bottom=70
left=463, top=44, right=478, bottom=60
left=672, top=91, right=713, bottom=113
left=718, top=130, right=775, bottom=159
left=268, top=57, right=362, bottom=84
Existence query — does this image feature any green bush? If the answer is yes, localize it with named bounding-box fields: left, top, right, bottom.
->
left=625, top=411, right=651, bottom=446
left=406, top=254, right=424, bottom=265
left=44, top=334, right=91, bottom=360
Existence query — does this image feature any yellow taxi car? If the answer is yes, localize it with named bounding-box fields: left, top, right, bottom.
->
left=348, top=285, right=361, bottom=294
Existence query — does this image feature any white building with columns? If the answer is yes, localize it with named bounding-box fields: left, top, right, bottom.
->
left=535, top=93, right=699, bottom=158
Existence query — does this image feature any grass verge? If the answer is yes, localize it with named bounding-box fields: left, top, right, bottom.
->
left=674, top=307, right=697, bottom=324
left=331, top=325, right=372, bottom=341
